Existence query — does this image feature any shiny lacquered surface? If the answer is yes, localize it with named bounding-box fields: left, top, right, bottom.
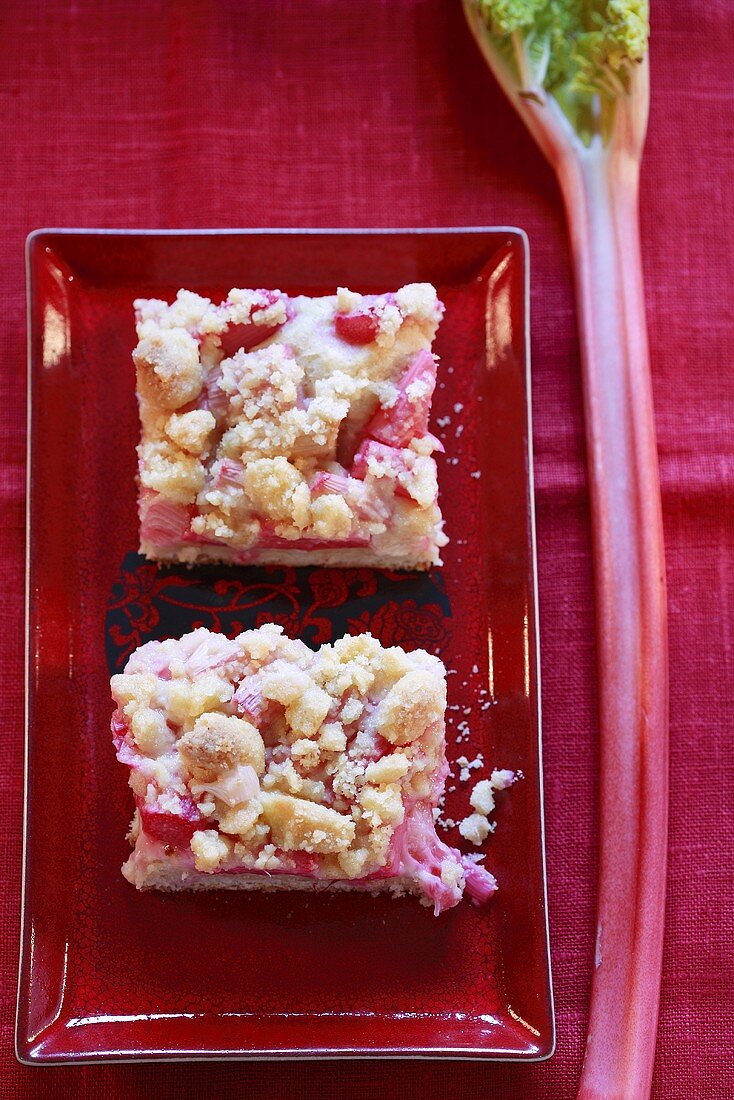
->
left=19, top=228, right=552, bottom=1062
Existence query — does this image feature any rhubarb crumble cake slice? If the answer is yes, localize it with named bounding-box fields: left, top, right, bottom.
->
left=132, top=284, right=447, bottom=570
left=110, top=626, right=496, bottom=914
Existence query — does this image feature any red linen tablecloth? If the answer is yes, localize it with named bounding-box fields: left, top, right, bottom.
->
left=2, top=2, right=732, bottom=1096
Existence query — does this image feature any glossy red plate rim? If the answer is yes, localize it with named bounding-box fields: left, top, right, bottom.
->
left=18, top=226, right=554, bottom=1064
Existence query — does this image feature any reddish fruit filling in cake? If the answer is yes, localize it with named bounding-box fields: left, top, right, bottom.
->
left=132, top=284, right=447, bottom=569
left=110, top=627, right=497, bottom=914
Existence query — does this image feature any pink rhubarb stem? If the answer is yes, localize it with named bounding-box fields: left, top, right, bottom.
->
left=559, top=147, right=669, bottom=1100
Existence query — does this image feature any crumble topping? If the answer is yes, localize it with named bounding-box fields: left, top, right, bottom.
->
left=459, top=813, right=492, bottom=846
left=373, top=669, right=444, bottom=745
left=469, top=778, right=496, bottom=816
left=459, top=770, right=517, bottom=846
left=260, top=791, right=355, bottom=854
left=133, top=329, right=203, bottom=410
left=191, top=829, right=231, bottom=872
left=165, top=410, right=216, bottom=455
left=130, top=707, right=174, bottom=757
left=133, top=285, right=447, bottom=568
left=336, top=286, right=361, bottom=313
left=139, top=439, right=206, bottom=504
left=111, top=627, right=497, bottom=913
left=178, top=713, right=266, bottom=778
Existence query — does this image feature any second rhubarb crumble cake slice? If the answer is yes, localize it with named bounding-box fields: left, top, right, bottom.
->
left=110, top=626, right=496, bottom=914
left=133, top=283, right=447, bottom=569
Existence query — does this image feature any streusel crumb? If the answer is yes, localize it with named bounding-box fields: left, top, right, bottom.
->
left=178, top=713, right=265, bottom=779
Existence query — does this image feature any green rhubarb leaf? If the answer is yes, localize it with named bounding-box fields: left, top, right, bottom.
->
left=473, top=0, right=650, bottom=143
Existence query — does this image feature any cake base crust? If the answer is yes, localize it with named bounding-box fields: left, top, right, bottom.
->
left=123, top=855, right=428, bottom=903
left=139, top=541, right=439, bottom=571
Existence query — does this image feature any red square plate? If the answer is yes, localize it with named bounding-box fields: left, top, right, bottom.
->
left=18, top=228, right=553, bottom=1063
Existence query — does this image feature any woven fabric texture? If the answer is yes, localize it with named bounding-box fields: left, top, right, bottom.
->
left=1, top=1, right=732, bottom=1096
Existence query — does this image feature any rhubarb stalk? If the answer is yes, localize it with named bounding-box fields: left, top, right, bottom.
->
left=461, top=4, right=667, bottom=1097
